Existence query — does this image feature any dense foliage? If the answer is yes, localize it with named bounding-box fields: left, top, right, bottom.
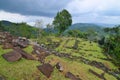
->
left=53, top=9, right=72, bottom=35
left=0, top=21, right=38, bottom=38
left=103, top=25, right=120, bottom=65
left=65, top=29, right=87, bottom=38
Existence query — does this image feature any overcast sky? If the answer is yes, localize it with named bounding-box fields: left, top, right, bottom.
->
left=0, top=0, right=120, bottom=26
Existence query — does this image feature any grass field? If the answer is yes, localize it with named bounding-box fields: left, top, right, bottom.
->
left=0, top=36, right=119, bottom=80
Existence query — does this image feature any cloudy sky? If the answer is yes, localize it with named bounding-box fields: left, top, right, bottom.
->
left=0, top=0, right=120, bottom=26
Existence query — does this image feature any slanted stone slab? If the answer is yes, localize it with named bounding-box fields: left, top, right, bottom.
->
left=15, top=47, right=34, bottom=60
left=89, top=69, right=106, bottom=80
left=2, top=50, right=22, bottom=62
left=37, top=63, right=54, bottom=78
left=65, top=72, right=81, bottom=80
left=20, top=50, right=34, bottom=60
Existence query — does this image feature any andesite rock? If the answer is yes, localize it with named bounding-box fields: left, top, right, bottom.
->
left=56, top=62, right=64, bottom=72
left=37, top=63, right=54, bottom=78
left=2, top=50, right=22, bottom=62
left=65, top=72, right=81, bottom=80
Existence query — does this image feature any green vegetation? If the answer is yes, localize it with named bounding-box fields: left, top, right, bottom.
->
left=0, top=46, right=40, bottom=80
left=53, top=9, right=72, bottom=35
left=0, top=21, right=38, bottom=38
left=0, top=9, right=120, bottom=80
left=103, top=25, right=120, bottom=65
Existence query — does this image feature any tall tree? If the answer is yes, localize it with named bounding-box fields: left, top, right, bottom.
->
left=53, top=9, right=72, bottom=35
left=35, top=19, right=44, bottom=41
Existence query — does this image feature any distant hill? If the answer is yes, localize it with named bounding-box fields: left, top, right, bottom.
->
left=69, top=23, right=102, bottom=31
left=0, top=20, right=38, bottom=38
left=65, top=23, right=109, bottom=36
left=0, top=20, right=12, bottom=26
left=95, top=23, right=116, bottom=27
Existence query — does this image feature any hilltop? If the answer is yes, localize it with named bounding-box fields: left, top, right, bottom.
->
left=0, top=31, right=119, bottom=80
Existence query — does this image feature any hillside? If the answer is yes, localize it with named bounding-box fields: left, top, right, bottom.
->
left=0, top=20, right=38, bottom=38
left=0, top=32, right=119, bottom=80
left=68, top=23, right=103, bottom=33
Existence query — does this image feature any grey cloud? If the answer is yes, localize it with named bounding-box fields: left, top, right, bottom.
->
left=0, top=0, right=70, bottom=17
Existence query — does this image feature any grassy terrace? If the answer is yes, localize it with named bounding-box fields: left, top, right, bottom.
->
left=0, top=36, right=119, bottom=80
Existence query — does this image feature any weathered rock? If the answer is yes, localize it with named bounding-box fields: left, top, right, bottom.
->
left=89, top=61, right=109, bottom=72
left=56, top=62, right=64, bottom=72
left=32, top=45, right=49, bottom=63
left=89, top=69, right=106, bottom=80
left=12, top=37, right=29, bottom=48
left=65, top=72, right=81, bottom=80
left=2, top=50, right=22, bottom=62
left=15, top=47, right=34, bottom=60
left=2, top=43, right=13, bottom=49
left=37, top=63, right=54, bottom=78
left=20, top=51, right=34, bottom=60
left=0, top=75, right=5, bottom=80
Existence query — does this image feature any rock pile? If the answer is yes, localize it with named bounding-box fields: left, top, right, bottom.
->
left=0, top=32, right=29, bottom=49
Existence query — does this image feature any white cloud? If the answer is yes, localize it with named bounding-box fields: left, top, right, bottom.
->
left=0, top=10, right=53, bottom=26
left=66, top=0, right=120, bottom=15
left=0, top=10, right=27, bottom=22
left=65, top=0, right=120, bottom=24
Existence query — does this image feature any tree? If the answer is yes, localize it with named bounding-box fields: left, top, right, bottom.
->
left=86, top=28, right=98, bottom=41
left=53, top=9, right=72, bottom=35
left=103, top=25, right=120, bottom=65
left=35, top=19, right=44, bottom=41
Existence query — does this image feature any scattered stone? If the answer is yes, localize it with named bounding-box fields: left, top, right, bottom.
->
left=12, top=37, right=29, bottom=48
left=0, top=75, right=5, bottom=80
left=32, top=45, right=49, bottom=62
left=2, top=43, right=13, bottom=49
left=14, top=48, right=34, bottom=60
left=89, top=61, right=109, bottom=72
left=65, top=72, right=81, bottom=80
left=89, top=69, right=106, bottom=80
left=56, top=62, right=64, bottom=72
left=2, top=50, right=22, bottom=62
left=37, top=63, right=54, bottom=78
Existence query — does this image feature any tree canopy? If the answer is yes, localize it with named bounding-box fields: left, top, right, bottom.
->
left=53, top=9, right=72, bottom=35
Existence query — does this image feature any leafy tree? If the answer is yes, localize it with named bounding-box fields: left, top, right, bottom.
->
left=103, top=25, right=120, bottom=65
left=66, top=29, right=87, bottom=39
left=35, top=20, right=44, bottom=41
left=0, top=21, right=38, bottom=38
left=53, top=9, right=72, bottom=35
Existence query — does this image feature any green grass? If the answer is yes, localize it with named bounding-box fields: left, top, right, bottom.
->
left=53, top=37, right=118, bottom=70
left=23, top=45, right=33, bottom=54
left=45, top=55, right=117, bottom=80
left=0, top=36, right=119, bottom=80
left=0, top=46, right=40, bottom=80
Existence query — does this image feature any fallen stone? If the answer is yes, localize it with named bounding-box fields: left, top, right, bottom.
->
left=65, top=72, right=81, bottom=80
left=89, top=69, right=106, bottom=80
left=2, top=43, right=13, bottom=49
left=15, top=48, right=34, bottom=60
left=37, top=63, right=54, bottom=78
left=0, top=75, right=5, bottom=80
left=56, top=62, right=64, bottom=72
left=2, top=50, right=22, bottom=62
